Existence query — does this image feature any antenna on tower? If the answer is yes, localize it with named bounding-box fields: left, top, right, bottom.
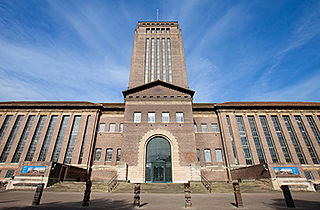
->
left=157, top=8, right=159, bottom=21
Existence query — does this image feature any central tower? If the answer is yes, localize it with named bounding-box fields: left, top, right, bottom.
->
left=128, top=21, right=189, bottom=89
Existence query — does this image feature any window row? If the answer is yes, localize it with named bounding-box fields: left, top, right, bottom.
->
left=146, top=28, right=170, bottom=34
left=0, top=114, right=91, bottom=165
left=99, top=123, right=123, bottom=133
left=194, top=123, right=218, bottom=133
left=196, top=148, right=223, bottom=163
left=127, top=95, right=189, bottom=99
left=226, top=114, right=320, bottom=166
left=94, top=148, right=121, bottom=162
left=133, top=112, right=184, bottom=123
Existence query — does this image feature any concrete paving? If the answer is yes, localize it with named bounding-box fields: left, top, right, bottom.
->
left=0, top=190, right=319, bottom=210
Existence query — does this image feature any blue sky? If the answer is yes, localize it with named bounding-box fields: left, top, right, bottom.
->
left=0, top=0, right=319, bottom=103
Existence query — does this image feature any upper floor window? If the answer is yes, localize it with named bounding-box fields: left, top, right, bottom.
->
left=176, top=112, right=184, bottom=123
left=304, top=171, right=314, bottom=180
left=204, top=149, right=212, bottom=162
left=162, top=112, right=170, bottom=123
left=211, top=123, right=218, bottom=132
left=215, top=149, right=223, bottom=162
left=201, top=124, right=208, bottom=132
left=5, top=170, right=14, bottom=178
left=116, top=149, right=121, bottom=161
left=134, top=112, right=141, bottom=123
left=194, top=123, right=197, bottom=132
left=196, top=149, right=200, bottom=162
left=148, top=112, right=155, bottom=123
left=109, top=123, right=116, bottom=132
left=105, top=148, right=113, bottom=162
left=119, top=123, right=123, bottom=132
left=99, top=123, right=105, bottom=132
left=94, top=148, right=102, bottom=161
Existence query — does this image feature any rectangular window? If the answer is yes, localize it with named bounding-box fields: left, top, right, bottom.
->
left=99, top=123, right=105, bottom=132
left=78, top=115, right=91, bottom=164
left=194, top=123, right=197, bottom=132
left=105, top=148, right=113, bottom=162
left=295, top=116, right=319, bottom=164
left=196, top=149, right=200, bottom=162
left=145, top=38, right=149, bottom=83
left=176, top=112, right=184, bottom=123
left=0, top=115, right=13, bottom=144
left=271, top=116, right=292, bottom=163
left=37, top=115, right=58, bottom=161
left=306, top=116, right=320, bottom=147
left=151, top=38, right=155, bottom=81
left=119, top=123, right=123, bottom=132
left=304, top=171, right=314, bottom=180
left=201, top=124, right=208, bottom=132
left=204, top=149, right=212, bottom=162
left=226, top=115, right=239, bottom=165
left=94, top=148, right=102, bottom=162
left=167, top=38, right=172, bottom=83
left=211, top=123, right=218, bottom=132
left=51, top=115, right=70, bottom=162
left=116, top=149, right=121, bottom=161
left=109, top=123, right=116, bottom=132
left=148, top=112, right=155, bottom=123
left=11, top=115, right=35, bottom=163
left=283, top=116, right=306, bottom=164
left=64, top=116, right=81, bottom=164
left=236, top=116, right=253, bottom=165
left=156, top=38, right=160, bottom=80
left=25, top=115, right=47, bottom=161
left=134, top=112, right=141, bottom=123
left=0, top=115, right=24, bottom=163
left=259, top=116, right=279, bottom=163
left=162, top=38, right=166, bottom=81
left=5, top=170, right=14, bottom=178
left=162, top=112, right=170, bottom=123
left=247, top=116, right=266, bottom=164
left=215, top=149, right=223, bottom=162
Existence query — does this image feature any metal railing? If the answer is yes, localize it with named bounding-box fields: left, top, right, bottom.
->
left=107, top=174, right=118, bottom=192
left=200, top=174, right=212, bottom=193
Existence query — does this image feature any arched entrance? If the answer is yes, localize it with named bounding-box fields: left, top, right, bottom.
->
left=145, top=136, right=172, bottom=183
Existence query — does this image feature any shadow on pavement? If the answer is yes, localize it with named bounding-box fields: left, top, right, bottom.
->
left=267, top=199, right=320, bottom=210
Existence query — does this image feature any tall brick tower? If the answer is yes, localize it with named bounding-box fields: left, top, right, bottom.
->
left=120, top=21, right=200, bottom=183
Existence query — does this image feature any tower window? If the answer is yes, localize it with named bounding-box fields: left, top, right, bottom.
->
left=201, top=124, right=208, bottom=132
left=99, top=123, right=105, bottom=132
left=176, top=112, right=184, bottom=123
left=119, top=123, right=123, bottom=132
left=134, top=112, right=141, bottom=123
left=211, top=123, right=218, bottom=132
left=148, top=112, right=155, bottom=123
left=162, top=112, right=170, bottom=123
left=204, top=149, right=212, bottom=162
left=109, top=123, right=116, bottom=132
left=144, top=38, right=150, bottom=83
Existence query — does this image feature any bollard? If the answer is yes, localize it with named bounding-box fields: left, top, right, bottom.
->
left=184, top=181, right=192, bottom=208
left=82, top=180, right=92, bottom=206
left=233, top=182, right=243, bottom=208
left=133, top=183, right=141, bottom=208
left=32, top=183, right=45, bottom=205
left=280, top=185, right=295, bottom=208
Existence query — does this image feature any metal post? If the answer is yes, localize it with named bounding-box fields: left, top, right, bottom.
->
left=82, top=180, right=92, bottom=206
left=184, top=181, right=192, bottom=208
left=233, top=182, right=243, bottom=208
left=281, top=185, right=295, bottom=208
left=32, top=183, right=45, bottom=205
left=133, top=183, right=141, bottom=208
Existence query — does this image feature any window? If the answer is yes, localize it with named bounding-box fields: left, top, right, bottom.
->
left=162, top=38, right=166, bottom=81
left=109, top=123, right=116, bottom=132
left=148, top=112, right=155, bottom=123
left=306, top=116, right=320, bottom=147
left=204, top=149, right=212, bottom=162
left=215, top=149, right=223, bottom=162
left=134, top=112, right=141, bottom=123
left=176, top=112, right=184, bottom=123
left=64, top=116, right=81, bottom=164
left=259, top=116, right=279, bottom=163
left=211, top=123, right=218, bottom=132
left=94, top=148, right=102, bottom=161
left=236, top=116, right=253, bottom=165
left=99, top=123, right=105, bottom=132
left=5, top=170, right=14, bottom=178
left=151, top=38, right=154, bottom=81
left=226, top=115, right=239, bottom=165
left=247, top=116, right=266, bottom=164
left=167, top=38, right=172, bottom=83
left=194, top=123, right=197, bottom=132
left=0, top=115, right=13, bottom=144
left=119, top=123, right=123, bottom=132
left=196, top=149, right=200, bottom=162
left=51, top=115, right=70, bottom=162
left=156, top=38, right=160, bottom=79
left=38, top=115, right=58, bottom=161
left=162, top=112, right=170, bottom=123
left=116, top=149, right=121, bottom=161
left=295, top=116, right=319, bottom=164
left=105, top=149, right=113, bottom=162
left=304, top=171, right=314, bottom=180
left=145, top=38, right=149, bottom=83
left=201, top=124, right=208, bottom=132
left=78, top=115, right=91, bottom=164
left=0, top=115, right=24, bottom=163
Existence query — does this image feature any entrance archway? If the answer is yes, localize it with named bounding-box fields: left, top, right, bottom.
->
left=145, top=136, right=172, bottom=183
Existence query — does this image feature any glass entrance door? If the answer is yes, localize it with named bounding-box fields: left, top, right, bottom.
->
left=145, top=137, right=172, bottom=183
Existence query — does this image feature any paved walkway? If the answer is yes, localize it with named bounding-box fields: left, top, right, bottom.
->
left=0, top=191, right=319, bottom=209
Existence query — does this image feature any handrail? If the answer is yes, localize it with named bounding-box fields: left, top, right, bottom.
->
left=200, top=174, right=212, bottom=193
left=107, top=174, right=118, bottom=192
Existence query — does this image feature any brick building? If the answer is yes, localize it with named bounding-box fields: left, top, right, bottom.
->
left=0, top=21, right=320, bottom=190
